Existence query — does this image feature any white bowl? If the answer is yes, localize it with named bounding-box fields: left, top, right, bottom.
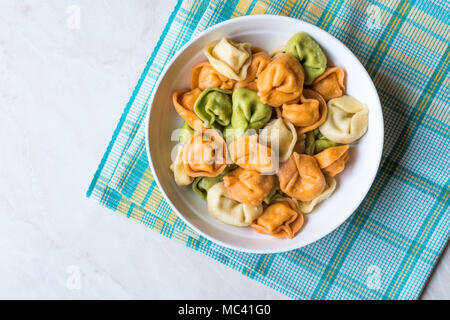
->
left=146, top=15, right=383, bottom=253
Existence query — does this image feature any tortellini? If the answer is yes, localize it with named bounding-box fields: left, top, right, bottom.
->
left=228, top=134, right=276, bottom=174
left=310, top=67, right=345, bottom=101
left=281, top=88, right=327, bottom=134
left=259, top=118, right=297, bottom=163
left=223, top=167, right=275, bottom=205
left=269, top=46, right=286, bottom=59
left=251, top=198, right=304, bottom=238
left=285, top=32, right=327, bottom=85
left=191, top=62, right=236, bottom=90
left=235, top=51, right=271, bottom=91
left=298, top=176, right=336, bottom=214
left=172, top=88, right=203, bottom=129
left=294, top=131, right=306, bottom=154
left=194, top=87, right=232, bottom=129
left=169, top=34, right=368, bottom=239
left=225, top=88, right=272, bottom=141
left=251, top=46, right=263, bottom=54
left=207, top=182, right=263, bottom=227
left=179, top=121, right=194, bottom=144
left=182, top=130, right=228, bottom=177
left=170, top=148, right=194, bottom=186
left=204, top=37, right=252, bottom=81
left=305, top=128, right=339, bottom=155
left=192, top=166, right=235, bottom=200
left=277, top=152, right=326, bottom=201
left=263, top=184, right=284, bottom=205
left=314, top=145, right=349, bottom=177
left=256, top=54, right=305, bottom=107
left=319, top=95, right=369, bottom=144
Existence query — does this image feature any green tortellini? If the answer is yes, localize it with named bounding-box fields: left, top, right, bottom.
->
left=285, top=32, right=327, bottom=85
left=179, top=121, right=194, bottom=144
left=263, top=184, right=286, bottom=205
left=305, top=128, right=339, bottom=155
left=192, top=165, right=237, bottom=200
left=192, top=176, right=221, bottom=200
left=194, top=87, right=232, bottom=129
left=224, top=88, right=272, bottom=141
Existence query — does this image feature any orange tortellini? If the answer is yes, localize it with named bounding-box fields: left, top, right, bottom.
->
left=228, top=134, right=276, bottom=174
left=281, top=88, right=327, bottom=134
left=310, top=67, right=345, bottom=101
left=256, top=54, right=305, bottom=107
left=223, top=168, right=275, bottom=205
left=235, top=51, right=271, bottom=91
left=314, top=145, right=349, bottom=177
left=251, top=198, right=304, bottom=238
left=191, top=62, right=236, bottom=90
left=182, top=130, right=228, bottom=177
left=277, top=152, right=326, bottom=201
left=172, top=88, right=203, bottom=129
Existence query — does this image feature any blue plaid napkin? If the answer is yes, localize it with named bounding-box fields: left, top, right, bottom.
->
left=87, top=0, right=450, bottom=299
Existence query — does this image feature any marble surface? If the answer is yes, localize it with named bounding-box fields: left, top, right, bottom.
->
left=0, top=0, right=448, bottom=299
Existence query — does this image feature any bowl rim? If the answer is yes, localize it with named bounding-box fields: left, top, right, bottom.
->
left=145, top=14, right=384, bottom=253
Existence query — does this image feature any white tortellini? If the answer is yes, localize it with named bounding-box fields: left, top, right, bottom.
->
left=269, top=46, right=286, bottom=59
left=170, top=147, right=194, bottom=186
left=204, top=37, right=252, bottom=81
left=319, top=95, right=369, bottom=144
left=298, top=176, right=336, bottom=214
left=207, top=182, right=263, bottom=227
left=259, top=118, right=298, bottom=163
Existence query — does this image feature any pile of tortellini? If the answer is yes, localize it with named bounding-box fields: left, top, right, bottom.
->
left=170, top=33, right=369, bottom=239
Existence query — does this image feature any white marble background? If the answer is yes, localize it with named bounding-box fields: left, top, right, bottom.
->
left=0, top=0, right=448, bottom=299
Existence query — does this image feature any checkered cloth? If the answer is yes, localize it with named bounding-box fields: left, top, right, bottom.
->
left=87, top=0, right=450, bottom=299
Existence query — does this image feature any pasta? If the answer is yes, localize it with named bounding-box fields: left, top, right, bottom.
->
left=235, top=51, right=271, bottom=91
left=305, top=128, right=339, bottom=155
left=259, top=118, right=298, bottom=162
left=182, top=130, right=228, bottom=177
left=251, top=198, right=304, bottom=238
left=170, top=148, right=194, bottom=186
left=269, top=46, right=286, bottom=59
left=172, top=88, right=203, bottom=129
left=228, top=134, right=276, bottom=174
left=277, top=152, right=326, bottom=201
left=169, top=33, right=369, bottom=239
left=314, top=145, right=350, bottom=177
left=224, top=88, right=272, bottom=141
left=223, top=167, right=276, bottom=205
left=192, top=165, right=236, bottom=200
left=293, top=131, right=306, bottom=154
left=285, top=32, right=327, bottom=84
left=256, top=54, right=305, bottom=107
left=204, top=37, right=252, bottom=81
left=310, top=67, right=345, bottom=101
left=251, top=46, right=263, bottom=54
left=298, top=176, right=336, bottom=213
left=263, top=184, right=284, bottom=205
left=207, top=182, right=263, bottom=226
left=179, top=122, right=194, bottom=145
left=281, top=88, right=327, bottom=133
left=319, top=95, right=369, bottom=143
left=194, top=87, right=232, bottom=129
left=191, top=62, right=236, bottom=90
